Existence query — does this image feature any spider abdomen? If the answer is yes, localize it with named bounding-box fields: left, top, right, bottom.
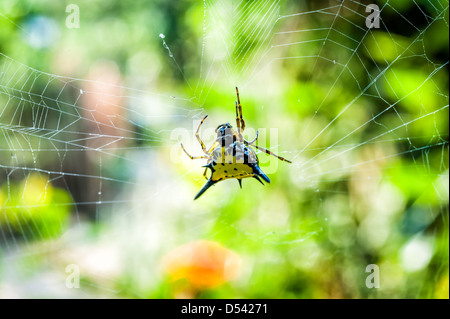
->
left=206, top=142, right=269, bottom=183
left=209, top=162, right=255, bottom=182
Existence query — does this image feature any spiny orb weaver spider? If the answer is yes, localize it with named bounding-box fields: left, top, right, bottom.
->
left=181, top=87, right=291, bottom=200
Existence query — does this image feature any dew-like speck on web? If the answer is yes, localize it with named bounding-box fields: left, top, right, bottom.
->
left=98, top=191, right=102, bottom=195
left=333, top=60, right=336, bottom=64
left=159, top=34, right=174, bottom=58
left=80, top=89, right=83, bottom=95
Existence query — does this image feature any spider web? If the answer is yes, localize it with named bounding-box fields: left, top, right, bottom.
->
left=0, top=0, right=448, bottom=298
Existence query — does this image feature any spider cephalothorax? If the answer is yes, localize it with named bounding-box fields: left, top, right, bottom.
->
left=181, top=87, right=291, bottom=200
left=215, top=122, right=233, bottom=134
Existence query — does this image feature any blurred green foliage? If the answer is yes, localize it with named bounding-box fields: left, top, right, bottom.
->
left=0, top=0, right=448, bottom=299
left=0, top=174, right=72, bottom=239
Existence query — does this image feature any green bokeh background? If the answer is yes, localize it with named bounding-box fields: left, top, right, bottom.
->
left=0, top=0, right=448, bottom=298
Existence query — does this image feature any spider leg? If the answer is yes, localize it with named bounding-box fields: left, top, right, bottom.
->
left=207, top=141, right=219, bottom=154
left=235, top=101, right=241, bottom=137
left=236, top=87, right=246, bottom=133
left=249, top=142, right=292, bottom=163
left=196, top=115, right=209, bottom=155
left=244, top=130, right=259, bottom=145
left=234, top=101, right=241, bottom=131
left=180, top=143, right=209, bottom=160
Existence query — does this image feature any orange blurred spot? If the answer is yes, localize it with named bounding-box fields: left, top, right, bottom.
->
left=163, top=240, right=241, bottom=290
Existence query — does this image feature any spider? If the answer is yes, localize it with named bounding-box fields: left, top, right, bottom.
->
left=181, top=87, right=291, bottom=200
